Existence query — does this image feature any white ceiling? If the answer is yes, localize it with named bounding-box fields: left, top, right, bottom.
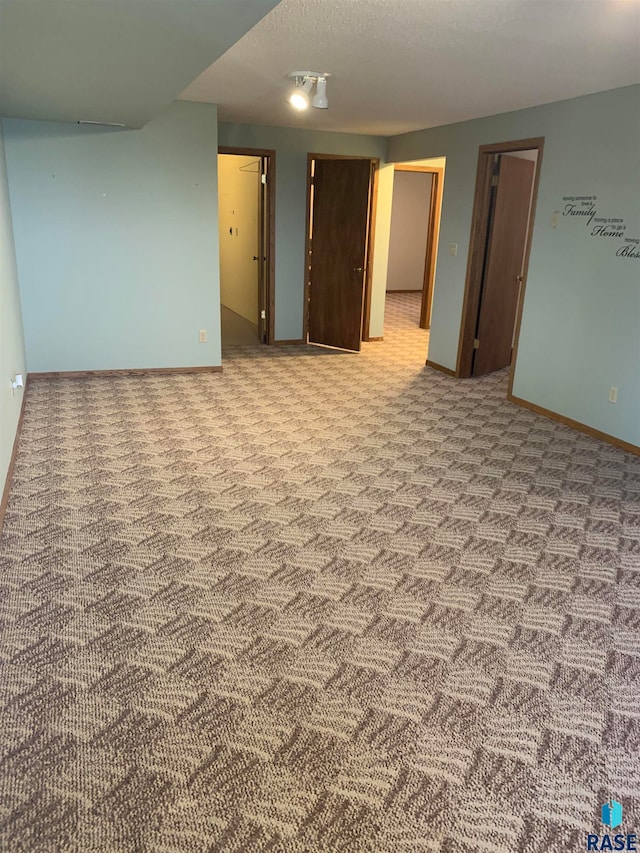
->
left=181, top=0, right=640, bottom=136
left=0, top=0, right=280, bottom=128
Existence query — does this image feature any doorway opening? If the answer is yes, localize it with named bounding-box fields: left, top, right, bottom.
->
left=456, top=137, right=544, bottom=382
left=385, top=162, right=444, bottom=336
left=304, top=153, right=379, bottom=352
left=217, top=146, right=275, bottom=346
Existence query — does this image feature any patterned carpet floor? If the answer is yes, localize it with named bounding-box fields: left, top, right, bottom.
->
left=0, top=292, right=639, bottom=851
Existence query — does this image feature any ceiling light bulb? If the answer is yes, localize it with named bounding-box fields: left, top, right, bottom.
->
left=312, top=77, right=328, bottom=109
left=289, top=91, right=309, bottom=110
left=288, top=77, right=313, bottom=111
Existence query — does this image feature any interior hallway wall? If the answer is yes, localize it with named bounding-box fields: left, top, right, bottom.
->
left=388, top=85, right=640, bottom=448
left=2, top=101, right=221, bottom=372
left=218, top=153, right=259, bottom=325
left=386, top=170, right=433, bottom=292
left=0, top=124, right=27, bottom=497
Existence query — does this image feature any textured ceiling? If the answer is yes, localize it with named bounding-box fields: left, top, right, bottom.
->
left=181, top=0, right=640, bottom=136
left=0, top=0, right=280, bottom=128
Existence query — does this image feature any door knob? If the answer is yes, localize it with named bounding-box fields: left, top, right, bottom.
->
left=252, top=256, right=259, bottom=261
left=354, top=266, right=364, bottom=273
left=515, top=275, right=523, bottom=283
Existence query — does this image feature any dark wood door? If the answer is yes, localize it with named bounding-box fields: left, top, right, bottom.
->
left=308, top=158, right=372, bottom=352
left=473, top=154, right=535, bottom=376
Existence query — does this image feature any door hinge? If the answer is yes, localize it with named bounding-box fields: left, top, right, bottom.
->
left=473, top=338, right=480, bottom=349
left=261, top=173, right=267, bottom=185
left=491, top=174, right=499, bottom=187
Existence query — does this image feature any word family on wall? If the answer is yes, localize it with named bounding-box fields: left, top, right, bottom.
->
left=561, top=195, right=639, bottom=259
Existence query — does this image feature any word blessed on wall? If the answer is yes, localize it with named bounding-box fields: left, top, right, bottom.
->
left=561, top=195, right=639, bottom=259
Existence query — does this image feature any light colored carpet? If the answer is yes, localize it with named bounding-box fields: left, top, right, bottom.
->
left=0, top=293, right=638, bottom=851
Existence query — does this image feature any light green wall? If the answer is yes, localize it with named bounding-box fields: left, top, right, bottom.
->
left=3, top=89, right=636, bottom=447
left=388, top=85, right=640, bottom=447
left=218, top=122, right=387, bottom=341
left=2, top=101, right=221, bottom=372
left=0, top=125, right=27, bottom=495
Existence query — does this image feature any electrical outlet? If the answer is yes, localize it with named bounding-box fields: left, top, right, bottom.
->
left=608, top=386, right=618, bottom=404
left=10, top=374, right=24, bottom=396
left=199, top=330, right=207, bottom=343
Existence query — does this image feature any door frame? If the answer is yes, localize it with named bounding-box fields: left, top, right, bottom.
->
left=392, top=164, right=444, bottom=330
left=304, top=153, right=380, bottom=344
left=456, top=137, right=544, bottom=382
left=218, top=146, right=276, bottom=345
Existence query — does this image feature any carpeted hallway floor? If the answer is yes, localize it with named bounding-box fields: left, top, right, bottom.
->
left=0, top=293, right=638, bottom=851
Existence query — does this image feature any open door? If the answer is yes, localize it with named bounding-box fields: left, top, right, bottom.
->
left=307, top=157, right=374, bottom=352
left=456, top=137, right=543, bottom=380
left=218, top=146, right=275, bottom=347
left=473, top=154, right=535, bottom=375
left=384, top=164, right=444, bottom=334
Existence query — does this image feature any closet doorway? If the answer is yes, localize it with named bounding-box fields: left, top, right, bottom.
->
left=218, top=147, right=275, bottom=345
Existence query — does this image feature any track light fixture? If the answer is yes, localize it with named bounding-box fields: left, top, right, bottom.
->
left=287, top=72, right=330, bottom=111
